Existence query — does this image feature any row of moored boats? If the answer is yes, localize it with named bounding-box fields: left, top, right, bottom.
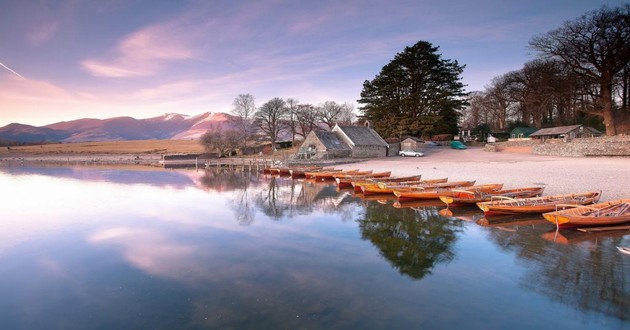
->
left=263, top=166, right=630, bottom=229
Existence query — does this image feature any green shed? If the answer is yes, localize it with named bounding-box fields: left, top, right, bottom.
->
left=510, top=127, right=538, bottom=139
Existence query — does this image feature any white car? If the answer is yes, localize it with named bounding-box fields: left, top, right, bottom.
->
left=398, top=150, right=424, bottom=157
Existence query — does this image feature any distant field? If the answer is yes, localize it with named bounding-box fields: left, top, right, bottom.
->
left=0, top=140, right=205, bottom=155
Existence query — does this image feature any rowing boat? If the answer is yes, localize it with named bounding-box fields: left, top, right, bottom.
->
left=476, top=192, right=601, bottom=215
left=439, top=187, right=545, bottom=206
left=394, top=183, right=502, bottom=200
left=304, top=169, right=357, bottom=180
left=542, top=198, right=630, bottom=227
left=335, top=171, right=393, bottom=188
left=351, top=174, right=423, bottom=192
left=360, top=178, right=449, bottom=195
left=287, top=166, right=326, bottom=177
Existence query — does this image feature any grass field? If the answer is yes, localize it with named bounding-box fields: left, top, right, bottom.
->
left=0, top=140, right=206, bottom=155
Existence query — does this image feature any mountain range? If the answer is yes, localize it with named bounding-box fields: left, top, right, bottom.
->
left=0, top=112, right=239, bottom=144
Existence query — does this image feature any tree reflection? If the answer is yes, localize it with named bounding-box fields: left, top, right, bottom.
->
left=252, top=178, right=361, bottom=221
left=199, top=168, right=259, bottom=192
left=356, top=203, right=463, bottom=279
left=483, top=226, right=630, bottom=321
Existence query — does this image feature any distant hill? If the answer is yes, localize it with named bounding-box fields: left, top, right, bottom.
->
left=0, top=112, right=241, bottom=144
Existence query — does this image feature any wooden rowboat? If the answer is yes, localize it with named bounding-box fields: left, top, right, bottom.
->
left=439, top=187, right=545, bottom=206
left=332, top=170, right=375, bottom=179
left=394, top=183, right=502, bottom=200
left=351, top=174, right=423, bottom=192
left=304, top=169, right=358, bottom=180
left=335, top=171, right=392, bottom=188
left=360, top=178, right=449, bottom=195
left=287, top=166, right=325, bottom=177
left=476, top=192, right=601, bottom=215
left=542, top=198, right=630, bottom=227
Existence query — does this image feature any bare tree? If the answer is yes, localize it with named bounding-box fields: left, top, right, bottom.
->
left=483, top=74, right=518, bottom=130
left=255, top=97, right=289, bottom=151
left=199, top=128, right=241, bottom=157
left=285, top=98, right=300, bottom=144
left=294, top=104, right=319, bottom=139
left=317, top=101, right=355, bottom=129
left=231, top=94, right=256, bottom=139
left=461, top=91, right=486, bottom=129
left=529, top=4, right=630, bottom=135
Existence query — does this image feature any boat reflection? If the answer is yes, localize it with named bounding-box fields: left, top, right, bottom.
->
left=392, top=199, right=445, bottom=209
left=438, top=206, right=485, bottom=222
left=475, top=214, right=549, bottom=228
left=541, top=228, right=629, bottom=245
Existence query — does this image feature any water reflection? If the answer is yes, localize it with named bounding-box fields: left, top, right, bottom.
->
left=356, top=203, right=464, bottom=279
left=1, top=165, right=628, bottom=329
left=481, top=221, right=630, bottom=322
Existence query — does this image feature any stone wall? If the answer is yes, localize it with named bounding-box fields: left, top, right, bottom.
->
left=532, top=135, right=630, bottom=157
left=486, top=136, right=630, bottom=157
left=351, top=145, right=387, bottom=158
left=387, top=143, right=400, bottom=157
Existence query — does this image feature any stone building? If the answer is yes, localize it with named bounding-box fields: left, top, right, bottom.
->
left=529, top=125, right=602, bottom=141
left=401, top=136, right=425, bottom=152
left=297, top=124, right=388, bottom=159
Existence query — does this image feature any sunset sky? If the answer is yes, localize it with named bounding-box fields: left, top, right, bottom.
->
left=0, top=0, right=625, bottom=127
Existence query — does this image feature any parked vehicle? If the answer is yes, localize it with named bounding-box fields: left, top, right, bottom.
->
left=425, top=141, right=440, bottom=146
left=450, top=140, right=467, bottom=149
left=398, top=150, right=424, bottom=157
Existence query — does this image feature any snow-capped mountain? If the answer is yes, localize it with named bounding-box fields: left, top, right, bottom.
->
left=0, top=112, right=241, bottom=143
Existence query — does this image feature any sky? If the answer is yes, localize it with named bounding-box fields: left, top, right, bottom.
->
left=0, top=0, right=627, bottom=127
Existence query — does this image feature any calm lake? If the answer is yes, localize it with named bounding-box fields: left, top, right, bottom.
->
left=0, top=164, right=628, bottom=329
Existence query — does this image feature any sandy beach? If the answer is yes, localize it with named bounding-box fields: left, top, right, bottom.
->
left=332, top=146, right=630, bottom=202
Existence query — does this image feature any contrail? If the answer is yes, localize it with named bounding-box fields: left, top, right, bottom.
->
left=0, top=61, right=26, bottom=79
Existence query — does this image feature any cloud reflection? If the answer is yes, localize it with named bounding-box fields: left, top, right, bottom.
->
left=89, top=227, right=203, bottom=280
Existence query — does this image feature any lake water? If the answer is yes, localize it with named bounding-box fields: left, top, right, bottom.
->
left=0, top=164, right=628, bottom=329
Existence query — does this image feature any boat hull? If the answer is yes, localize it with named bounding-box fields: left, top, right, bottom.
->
left=542, top=198, right=630, bottom=227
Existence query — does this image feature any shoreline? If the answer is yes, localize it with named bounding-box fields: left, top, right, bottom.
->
left=1, top=147, right=628, bottom=202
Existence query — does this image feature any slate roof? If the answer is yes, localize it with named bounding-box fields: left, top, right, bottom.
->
left=334, top=125, right=388, bottom=147
left=529, top=125, right=582, bottom=137
left=314, top=131, right=350, bottom=150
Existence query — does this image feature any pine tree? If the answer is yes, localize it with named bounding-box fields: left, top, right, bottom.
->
left=358, top=41, right=467, bottom=138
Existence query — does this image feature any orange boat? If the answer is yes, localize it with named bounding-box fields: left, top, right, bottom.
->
left=332, top=170, right=374, bottom=179
left=304, top=169, right=353, bottom=180
left=439, top=187, right=545, bottom=207
left=394, top=183, right=502, bottom=200
left=542, top=198, right=630, bottom=227
left=476, top=192, right=601, bottom=215
left=335, top=171, right=392, bottom=188
left=351, top=175, right=422, bottom=192
left=360, top=178, right=449, bottom=195
left=289, top=166, right=329, bottom=178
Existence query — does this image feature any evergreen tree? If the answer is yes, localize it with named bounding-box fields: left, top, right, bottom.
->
left=358, top=41, right=467, bottom=138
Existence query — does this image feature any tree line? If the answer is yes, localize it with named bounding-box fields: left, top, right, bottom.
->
left=462, top=4, right=630, bottom=137
left=200, top=95, right=355, bottom=156
left=203, top=3, right=630, bottom=155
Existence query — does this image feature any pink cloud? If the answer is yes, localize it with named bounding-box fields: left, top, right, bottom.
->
left=80, top=20, right=197, bottom=78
